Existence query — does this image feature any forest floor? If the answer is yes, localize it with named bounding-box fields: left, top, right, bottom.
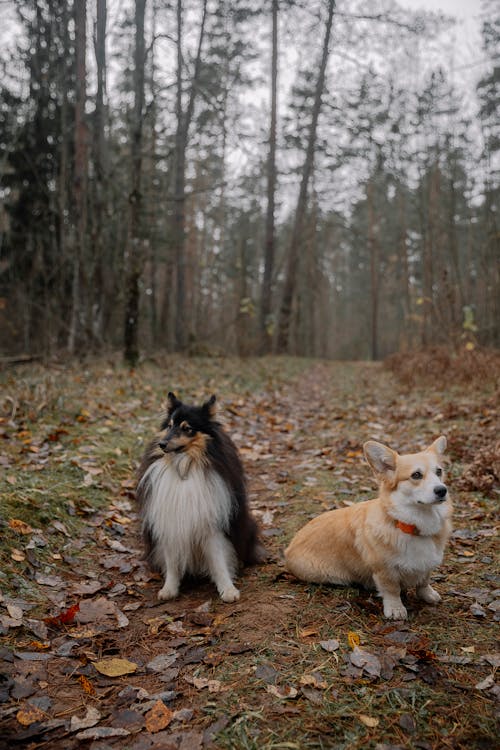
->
left=0, top=355, right=498, bottom=750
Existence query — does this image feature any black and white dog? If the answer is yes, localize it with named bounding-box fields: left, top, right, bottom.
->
left=136, top=392, right=262, bottom=602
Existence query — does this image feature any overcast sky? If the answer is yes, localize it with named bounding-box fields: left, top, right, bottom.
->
left=398, top=0, right=484, bottom=53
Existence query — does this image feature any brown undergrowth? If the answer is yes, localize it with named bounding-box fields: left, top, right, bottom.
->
left=0, top=356, right=498, bottom=750
left=385, top=345, right=500, bottom=389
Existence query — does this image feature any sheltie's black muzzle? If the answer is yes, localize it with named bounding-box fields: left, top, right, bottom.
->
left=158, top=427, right=179, bottom=452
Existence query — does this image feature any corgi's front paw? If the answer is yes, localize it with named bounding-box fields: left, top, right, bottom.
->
left=383, top=600, right=408, bottom=620
left=417, top=585, right=441, bottom=604
left=220, top=586, right=240, bottom=603
left=158, top=584, right=179, bottom=600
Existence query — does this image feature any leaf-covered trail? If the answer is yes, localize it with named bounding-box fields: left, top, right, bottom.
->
left=0, top=357, right=498, bottom=749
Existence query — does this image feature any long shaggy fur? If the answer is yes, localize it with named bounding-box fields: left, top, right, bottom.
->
left=136, top=393, right=262, bottom=601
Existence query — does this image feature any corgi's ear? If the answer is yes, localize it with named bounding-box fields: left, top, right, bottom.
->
left=202, top=394, right=217, bottom=418
left=166, top=391, right=181, bottom=415
left=427, top=435, right=447, bottom=455
left=363, top=440, right=397, bottom=477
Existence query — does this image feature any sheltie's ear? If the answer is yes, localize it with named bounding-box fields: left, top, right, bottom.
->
left=167, top=391, right=181, bottom=415
left=202, top=394, right=217, bottom=419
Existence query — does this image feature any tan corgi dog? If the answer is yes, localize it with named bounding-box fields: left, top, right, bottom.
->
left=285, top=437, right=452, bottom=619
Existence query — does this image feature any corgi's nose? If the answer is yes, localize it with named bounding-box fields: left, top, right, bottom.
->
left=434, top=485, right=447, bottom=500
left=158, top=440, right=169, bottom=452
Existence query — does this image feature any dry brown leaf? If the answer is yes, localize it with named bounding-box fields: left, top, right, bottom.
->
left=78, top=674, right=96, bottom=695
left=93, top=657, right=137, bottom=677
left=8, top=518, right=34, bottom=534
left=347, top=631, right=361, bottom=649
left=7, top=604, right=23, bottom=620
left=69, top=706, right=101, bottom=732
left=17, top=704, right=46, bottom=726
left=299, top=626, right=319, bottom=638
left=145, top=700, right=174, bottom=733
left=358, top=714, right=379, bottom=728
left=299, top=673, right=327, bottom=690
left=191, top=677, right=223, bottom=692
left=266, top=684, right=298, bottom=699
left=350, top=646, right=382, bottom=678
left=320, top=639, right=340, bottom=652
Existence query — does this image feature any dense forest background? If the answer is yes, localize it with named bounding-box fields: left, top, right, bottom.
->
left=0, top=0, right=498, bottom=363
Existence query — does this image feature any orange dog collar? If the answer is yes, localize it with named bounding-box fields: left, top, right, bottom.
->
left=395, top=520, right=420, bottom=536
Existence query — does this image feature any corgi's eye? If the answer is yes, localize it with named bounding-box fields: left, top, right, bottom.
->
left=181, top=424, right=194, bottom=436
left=411, top=470, right=423, bottom=480
left=436, top=467, right=442, bottom=477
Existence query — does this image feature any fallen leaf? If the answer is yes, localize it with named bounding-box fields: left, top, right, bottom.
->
left=110, top=708, right=145, bottom=731
left=51, top=521, right=70, bottom=536
left=76, top=597, right=126, bottom=630
left=300, top=672, right=327, bottom=690
left=348, top=631, right=361, bottom=649
left=399, top=712, right=416, bottom=733
left=350, top=646, right=382, bottom=678
left=35, top=573, right=64, bottom=587
left=146, top=653, right=179, bottom=672
left=320, top=639, right=340, bottom=652
left=11, top=677, right=36, bottom=700
left=9, top=519, right=34, bottom=534
left=299, top=626, right=319, bottom=638
left=190, top=677, right=222, bottom=692
left=145, top=700, right=174, bottom=732
left=69, top=706, right=101, bottom=732
left=27, top=640, right=50, bottom=651
left=266, top=684, right=298, bottom=699
left=76, top=727, right=130, bottom=740
left=470, top=603, right=486, bottom=617
left=93, top=657, right=137, bottom=677
left=72, top=580, right=103, bottom=596
left=11, top=548, right=26, bottom=562
left=78, top=675, right=96, bottom=695
left=25, top=619, right=49, bottom=640
left=14, top=651, right=51, bottom=661
left=255, top=663, right=279, bottom=684
left=17, top=704, right=46, bottom=726
left=484, top=654, right=500, bottom=668
left=7, top=604, right=23, bottom=620
left=475, top=674, right=495, bottom=690
left=358, top=714, right=379, bottom=728
left=45, top=603, right=80, bottom=628
left=301, top=687, right=324, bottom=705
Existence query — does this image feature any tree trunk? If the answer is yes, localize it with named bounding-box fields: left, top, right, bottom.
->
left=68, top=0, right=88, bottom=354
left=259, top=0, right=278, bottom=354
left=58, top=1, right=70, bottom=347
left=173, top=0, right=208, bottom=352
left=276, top=0, right=336, bottom=353
left=124, top=0, right=146, bottom=367
left=367, top=179, right=379, bottom=360
left=92, top=0, right=107, bottom=345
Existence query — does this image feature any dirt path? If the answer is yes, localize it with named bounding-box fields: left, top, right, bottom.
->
left=0, top=358, right=498, bottom=749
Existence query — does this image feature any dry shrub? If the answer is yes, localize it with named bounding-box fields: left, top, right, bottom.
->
left=456, top=439, right=500, bottom=497
left=384, top=346, right=500, bottom=387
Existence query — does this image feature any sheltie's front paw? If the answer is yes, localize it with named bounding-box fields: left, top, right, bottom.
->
left=158, top=584, right=179, bottom=600
left=220, top=586, right=240, bottom=603
left=417, top=585, right=441, bottom=604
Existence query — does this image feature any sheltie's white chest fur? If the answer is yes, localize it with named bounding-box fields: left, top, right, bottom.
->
left=139, top=457, right=233, bottom=576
